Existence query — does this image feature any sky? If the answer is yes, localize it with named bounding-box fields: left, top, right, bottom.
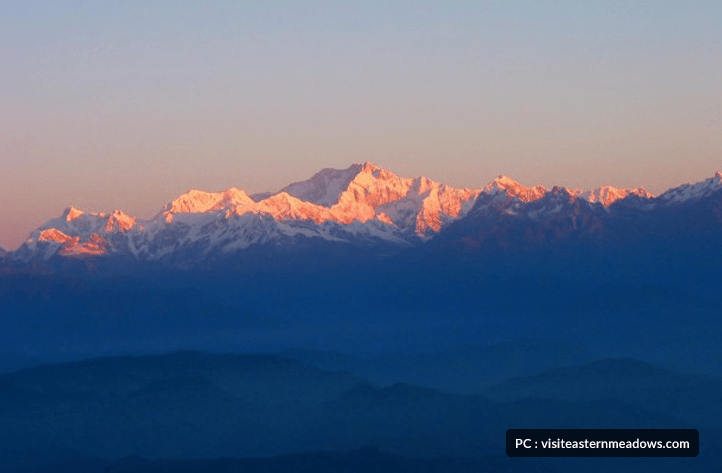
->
left=1, top=1, right=721, bottom=250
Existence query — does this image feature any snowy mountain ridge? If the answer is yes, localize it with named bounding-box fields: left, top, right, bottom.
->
left=8, top=163, right=721, bottom=264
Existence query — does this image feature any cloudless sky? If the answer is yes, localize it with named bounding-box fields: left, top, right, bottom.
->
left=1, top=1, right=721, bottom=249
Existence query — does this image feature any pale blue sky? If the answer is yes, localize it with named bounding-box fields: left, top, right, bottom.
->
left=1, top=1, right=721, bottom=248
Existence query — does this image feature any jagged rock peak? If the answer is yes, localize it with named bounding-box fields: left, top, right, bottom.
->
left=658, top=171, right=722, bottom=204
left=166, top=187, right=254, bottom=214
left=62, top=206, right=85, bottom=221
left=483, top=175, right=547, bottom=202
left=581, top=186, right=654, bottom=206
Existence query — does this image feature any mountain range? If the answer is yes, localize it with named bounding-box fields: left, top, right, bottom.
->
left=4, top=163, right=721, bottom=268
left=3, top=162, right=722, bottom=366
left=3, top=164, right=721, bottom=472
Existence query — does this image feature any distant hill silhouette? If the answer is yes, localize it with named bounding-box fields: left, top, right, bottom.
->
left=483, top=358, right=722, bottom=427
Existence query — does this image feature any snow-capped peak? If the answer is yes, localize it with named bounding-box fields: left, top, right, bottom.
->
left=281, top=163, right=367, bottom=207
left=166, top=187, right=254, bottom=214
left=658, top=172, right=722, bottom=204
left=272, top=163, right=480, bottom=235
left=280, top=162, right=401, bottom=207
left=579, top=185, right=654, bottom=207
left=491, top=175, right=518, bottom=187
left=63, top=206, right=85, bottom=221
left=483, top=175, right=546, bottom=202
left=106, top=209, right=137, bottom=232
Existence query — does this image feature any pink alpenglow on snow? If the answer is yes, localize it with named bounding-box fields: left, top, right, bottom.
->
left=10, top=163, right=722, bottom=264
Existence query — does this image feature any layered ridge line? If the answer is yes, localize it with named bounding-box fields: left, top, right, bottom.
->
left=161, top=162, right=482, bottom=235
left=10, top=162, right=722, bottom=265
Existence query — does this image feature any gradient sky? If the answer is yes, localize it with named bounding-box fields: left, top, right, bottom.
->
left=1, top=1, right=721, bottom=249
